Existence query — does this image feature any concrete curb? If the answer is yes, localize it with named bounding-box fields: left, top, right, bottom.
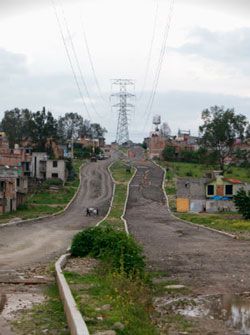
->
left=152, top=160, right=237, bottom=240
left=121, top=167, right=137, bottom=235
left=96, top=161, right=137, bottom=235
left=55, top=159, right=134, bottom=335
left=55, top=254, right=90, bottom=335
left=96, top=162, right=116, bottom=227
left=0, top=162, right=85, bottom=229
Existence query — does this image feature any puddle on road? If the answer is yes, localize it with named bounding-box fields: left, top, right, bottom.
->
left=177, top=293, right=250, bottom=334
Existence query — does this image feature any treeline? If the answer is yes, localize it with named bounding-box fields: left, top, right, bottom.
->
left=162, top=106, right=250, bottom=172
left=0, top=107, right=106, bottom=151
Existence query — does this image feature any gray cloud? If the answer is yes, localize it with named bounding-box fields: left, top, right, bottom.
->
left=178, top=0, right=250, bottom=17
left=1, top=0, right=249, bottom=18
left=0, top=0, right=81, bottom=17
left=0, top=48, right=27, bottom=80
left=174, top=27, right=250, bottom=73
left=133, top=90, right=250, bottom=142
left=0, top=60, right=250, bottom=143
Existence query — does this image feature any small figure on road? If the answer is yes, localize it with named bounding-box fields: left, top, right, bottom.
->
left=86, top=207, right=99, bottom=216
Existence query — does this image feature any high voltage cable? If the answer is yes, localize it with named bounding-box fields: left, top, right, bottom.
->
left=57, top=0, right=104, bottom=120
left=81, top=23, right=109, bottom=103
left=142, top=0, right=175, bottom=132
left=51, top=0, right=91, bottom=120
left=138, top=0, right=160, bottom=101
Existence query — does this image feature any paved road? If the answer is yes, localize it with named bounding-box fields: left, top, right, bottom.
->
left=125, top=160, right=250, bottom=295
left=0, top=159, right=113, bottom=272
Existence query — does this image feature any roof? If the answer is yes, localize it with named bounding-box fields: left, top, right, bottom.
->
left=206, top=177, right=243, bottom=185
left=223, top=178, right=243, bottom=184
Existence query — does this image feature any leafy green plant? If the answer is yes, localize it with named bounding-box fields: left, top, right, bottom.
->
left=43, top=178, right=64, bottom=188
left=71, top=226, right=145, bottom=276
left=234, top=189, right=250, bottom=219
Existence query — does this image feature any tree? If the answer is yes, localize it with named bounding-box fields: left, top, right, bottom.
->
left=234, top=189, right=250, bottom=219
left=31, top=107, right=58, bottom=151
left=160, top=122, right=171, bottom=138
left=162, top=146, right=176, bottom=161
left=199, top=106, right=248, bottom=172
left=1, top=108, right=26, bottom=147
left=58, top=112, right=84, bottom=142
left=89, top=123, right=107, bottom=139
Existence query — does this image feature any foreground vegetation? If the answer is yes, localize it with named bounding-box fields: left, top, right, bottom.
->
left=178, top=212, right=250, bottom=238
left=12, top=284, right=69, bottom=335
left=68, top=159, right=161, bottom=334
left=0, top=159, right=83, bottom=224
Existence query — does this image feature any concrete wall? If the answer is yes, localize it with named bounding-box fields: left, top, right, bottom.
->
left=31, top=152, right=47, bottom=179
left=149, top=135, right=166, bottom=159
left=206, top=200, right=236, bottom=212
left=46, top=160, right=66, bottom=182
left=176, top=178, right=208, bottom=200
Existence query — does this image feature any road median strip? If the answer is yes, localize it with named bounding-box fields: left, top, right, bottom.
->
left=55, top=159, right=160, bottom=335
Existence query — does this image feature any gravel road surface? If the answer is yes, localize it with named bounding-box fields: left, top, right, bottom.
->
left=0, top=159, right=113, bottom=272
left=125, top=160, right=250, bottom=295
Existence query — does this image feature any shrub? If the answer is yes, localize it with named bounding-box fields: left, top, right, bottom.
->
left=234, top=189, right=250, bottom=220
left=71, top=226, right=145, bottom=276
left=43, top=178, right=63, bottom=188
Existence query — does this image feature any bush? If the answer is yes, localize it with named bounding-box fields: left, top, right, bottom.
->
left=234, top=189, right=250, bottom=220
left=43, top=178, right=63, bottom=188
left=71, top=226, right=145, bottom=276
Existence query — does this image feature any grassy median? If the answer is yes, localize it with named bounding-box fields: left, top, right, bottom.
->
left=67, top=160, right=161, bottom=334
left=99, top=160, right=135, bottom=230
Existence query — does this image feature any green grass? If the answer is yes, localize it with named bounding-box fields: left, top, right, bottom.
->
left=12, top=284, right=69, bottom=335
left=27, top=186, right=77, bottom=205
left=110, top=161, right=134, bottom=183
left=160, top=161, right=250, bottom=182
left=178, top=212, right=250, bottom=236
left=0, top=159, right=84, bottom=224
left=65, top=267, right=159, bottom=335
left=100, top=160, right=135, bottom=230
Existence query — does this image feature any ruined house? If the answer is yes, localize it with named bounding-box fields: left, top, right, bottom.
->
left=176, top=172, right=250, bottom=213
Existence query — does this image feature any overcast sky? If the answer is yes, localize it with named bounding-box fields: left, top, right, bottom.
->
left=1, top=0, right=250, bottom=143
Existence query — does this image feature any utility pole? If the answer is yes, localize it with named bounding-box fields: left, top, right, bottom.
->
left=111, top=79, right=135, bottom=145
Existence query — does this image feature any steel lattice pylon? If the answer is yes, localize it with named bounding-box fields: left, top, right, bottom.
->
left=111, top=79, right=135, bottom=145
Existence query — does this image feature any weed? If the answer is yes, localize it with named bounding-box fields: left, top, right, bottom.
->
left=12, top=285, right=69, bottom=335
left=71, top=226, right=145, bottom=276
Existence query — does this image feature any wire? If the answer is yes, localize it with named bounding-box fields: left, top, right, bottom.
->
left=81, top=22, right=108, bottom=103
left=142, top=0, right=175, bottom=132
left=57, top=0, right=104, bottom=120
left=51, top=0, right=91, bottom=120
left=138, top=0, right=159, bottom=101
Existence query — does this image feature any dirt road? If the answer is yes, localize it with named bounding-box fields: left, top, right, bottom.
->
left=0, top=159, right=113, bottom=273
left=125, top=160, right=250, bottom=295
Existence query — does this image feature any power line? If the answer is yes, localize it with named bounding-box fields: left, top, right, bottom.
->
left=142, top=0, right=175, bottom=132
left=81, top=22, right=108, bottom=103
left=57, top=0, right=104, bottom=120
left=138, top=0, right=159, bottom=101
left=51, top=0, right=91, bottom=120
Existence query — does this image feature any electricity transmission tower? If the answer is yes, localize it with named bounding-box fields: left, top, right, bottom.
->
left=111, top=79, right=135, bottom=145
